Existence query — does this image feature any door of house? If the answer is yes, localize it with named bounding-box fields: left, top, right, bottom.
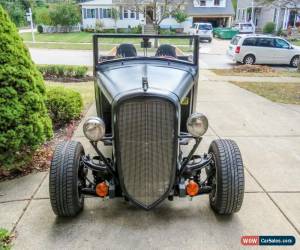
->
left=146, top=6, right=154, bottom=24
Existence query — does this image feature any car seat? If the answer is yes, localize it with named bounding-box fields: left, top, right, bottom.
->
left=116, top=43, right=137, bottom=58
left=155, top=44, right=177, bottom=58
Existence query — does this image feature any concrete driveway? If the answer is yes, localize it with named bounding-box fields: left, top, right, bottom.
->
left=0, top=71, right=299, bottom=249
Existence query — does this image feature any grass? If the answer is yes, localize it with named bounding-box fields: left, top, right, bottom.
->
left=212, top=69, right=300, bottom=77
left=231, top=81, right=300, bottom=105
left=293, top=40, right=300, bottom=46
left=45, top=81, right=95, bottom=109
left=21, top=32, right=138, bottom=44
left=0, top=228, right=12, bottom=250
left=21, top=32, right=192, bottom=51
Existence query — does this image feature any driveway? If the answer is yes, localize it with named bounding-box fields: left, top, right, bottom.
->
left=0, top=70, right=299, bottom=249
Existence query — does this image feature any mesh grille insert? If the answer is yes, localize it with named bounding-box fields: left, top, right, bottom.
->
left=117, top=98, right=176, bottom=207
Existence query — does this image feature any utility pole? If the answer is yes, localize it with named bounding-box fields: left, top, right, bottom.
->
left=26, top=8, right=35, bottom=43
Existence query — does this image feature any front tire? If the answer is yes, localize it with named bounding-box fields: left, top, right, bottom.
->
left=207, top=139, right=245, bottom=215
left=49, top=141, right=86, bottom=217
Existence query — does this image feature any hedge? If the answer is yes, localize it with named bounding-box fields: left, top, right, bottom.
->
left=46, top=86, right=83, bottom=127
left=37, top=64, right=88, bottom=79
left=0, top=6, right=53, bottom=170
left=263, top=22, right=276, bottom=34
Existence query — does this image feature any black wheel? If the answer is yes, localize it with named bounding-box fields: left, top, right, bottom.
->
left=243, top=54, right=255, bottom=65
left=208, top=38, right=212, bottom=43
left=49, top=141, right=86, bottom=217
left=207, top=139, right=244, bottom=215
left=290, top=56, right=299, bottom=68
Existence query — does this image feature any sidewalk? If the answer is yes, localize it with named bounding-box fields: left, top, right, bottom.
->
left=0, top=71, right=299, bottom=249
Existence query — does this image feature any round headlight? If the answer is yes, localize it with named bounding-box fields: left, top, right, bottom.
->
left=187, top=113, right=208, bottom=137
left=83, top=117, right=105, bottom=142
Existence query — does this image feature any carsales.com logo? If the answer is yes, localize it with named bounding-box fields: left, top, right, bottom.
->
left=241, top=236, right=296, bottom=246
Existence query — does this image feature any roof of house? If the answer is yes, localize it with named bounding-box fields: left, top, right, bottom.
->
left=79, top=0, right=112, bottom=6
left=186, top=0, right=235, bottom=17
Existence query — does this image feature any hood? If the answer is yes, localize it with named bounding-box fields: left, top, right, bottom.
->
left=96, top=59, right=197, bottom=103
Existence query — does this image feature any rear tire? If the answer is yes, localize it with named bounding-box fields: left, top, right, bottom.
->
left=207, top=139, right=245, bottom=215
left=208, top=38, right=212, bottom=43
left=243, top=54, right=255, bottom=65
left=290, top=56, right=299, bottom=68
left=49, top=141, right=86, bottom=217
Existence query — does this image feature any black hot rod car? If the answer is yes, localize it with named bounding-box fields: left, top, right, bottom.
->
left=49, top=34, right=244, bottom=216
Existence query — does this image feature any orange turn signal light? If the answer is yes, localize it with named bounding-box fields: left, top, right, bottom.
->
left=96, top=182, right=109, bottom=197
left=186, top=180, right=199, bottom=196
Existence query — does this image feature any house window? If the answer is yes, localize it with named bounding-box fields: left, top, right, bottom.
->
left=124, top=8, right=129, bottom=18
left=130, top=9, right=135, bottom=18
left=214, top=0, right=220, bottom=6
left=103, top=8, right=111, bottom=18
left=87, top=9, right=96, bottom=18
left=200, top=1, right=206, bottom=6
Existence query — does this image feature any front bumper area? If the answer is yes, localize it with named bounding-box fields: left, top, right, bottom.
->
left=80, top=134, right=214, bottom=210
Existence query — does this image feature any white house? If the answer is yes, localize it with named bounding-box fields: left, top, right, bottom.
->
left=79, top=0, right=235, bottom=32
left=236, top=0, right=300, bottom=31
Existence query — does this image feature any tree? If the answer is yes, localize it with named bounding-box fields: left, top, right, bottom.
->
left=111, top=8, right=119, bottom=33
left=0, top=0, right=26, bottom=27
left=34, top=7, right=52, bottom=25
left=0, top=6, right=53, bottom=170
left=49, top=3, right=81, bottom=27
left=173, top=10, right=188, bottom=24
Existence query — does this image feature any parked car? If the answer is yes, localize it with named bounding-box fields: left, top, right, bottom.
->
left=233, top=22, right=255, bottom=34
left=49, top=34, right=245, bottom=216
left=227, top=34, right=300, bottom=67
left=189, top=22, right=213, bottom=42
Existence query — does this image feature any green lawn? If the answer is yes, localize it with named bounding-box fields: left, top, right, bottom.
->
left=231, top=81, right=300, bottom=105
left=46, top=81, right=95, bottom=110
left=21, top=32, right=192, bottom=51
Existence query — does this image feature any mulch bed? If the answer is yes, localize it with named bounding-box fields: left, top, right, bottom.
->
left=0, top=118, right=82, bottom=182
left=232, top=65, right=275, bottom=74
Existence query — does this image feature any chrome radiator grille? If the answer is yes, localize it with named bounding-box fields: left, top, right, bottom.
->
left=116, top=97, right=176, bottom=208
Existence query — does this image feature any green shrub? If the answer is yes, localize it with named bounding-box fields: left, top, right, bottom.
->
left=49, top=3, right=81, bottom=26
left=37, top=64, right=88, bottom=79
left=131, top=25, right=142, bottom=34
left=37, top=24, right=43, bottom=34
left=46, top=87, right=83, bottom=126
left=263, top=22, right=276, bottom=34
left=159, top=28, right=176, bottom=35
left=0, top=6, right=53, bottom=170
left=34, top=7, right=52, bottom=25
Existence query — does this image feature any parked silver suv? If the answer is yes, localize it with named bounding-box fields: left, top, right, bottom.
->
left=227, top=34, right=300, bottom=67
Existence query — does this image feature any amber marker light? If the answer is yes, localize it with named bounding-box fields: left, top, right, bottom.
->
left=96, top=182, right=109, bottom=197
left=186, top=180, right=200, bottom=196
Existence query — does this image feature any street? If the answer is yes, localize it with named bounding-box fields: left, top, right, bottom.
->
left=29, top=39, right=235, bottom=69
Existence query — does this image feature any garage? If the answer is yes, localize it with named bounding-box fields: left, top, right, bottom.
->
left=186, top=0, right=235, bottom=28
left=192, top=17, right=232, bottom=27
